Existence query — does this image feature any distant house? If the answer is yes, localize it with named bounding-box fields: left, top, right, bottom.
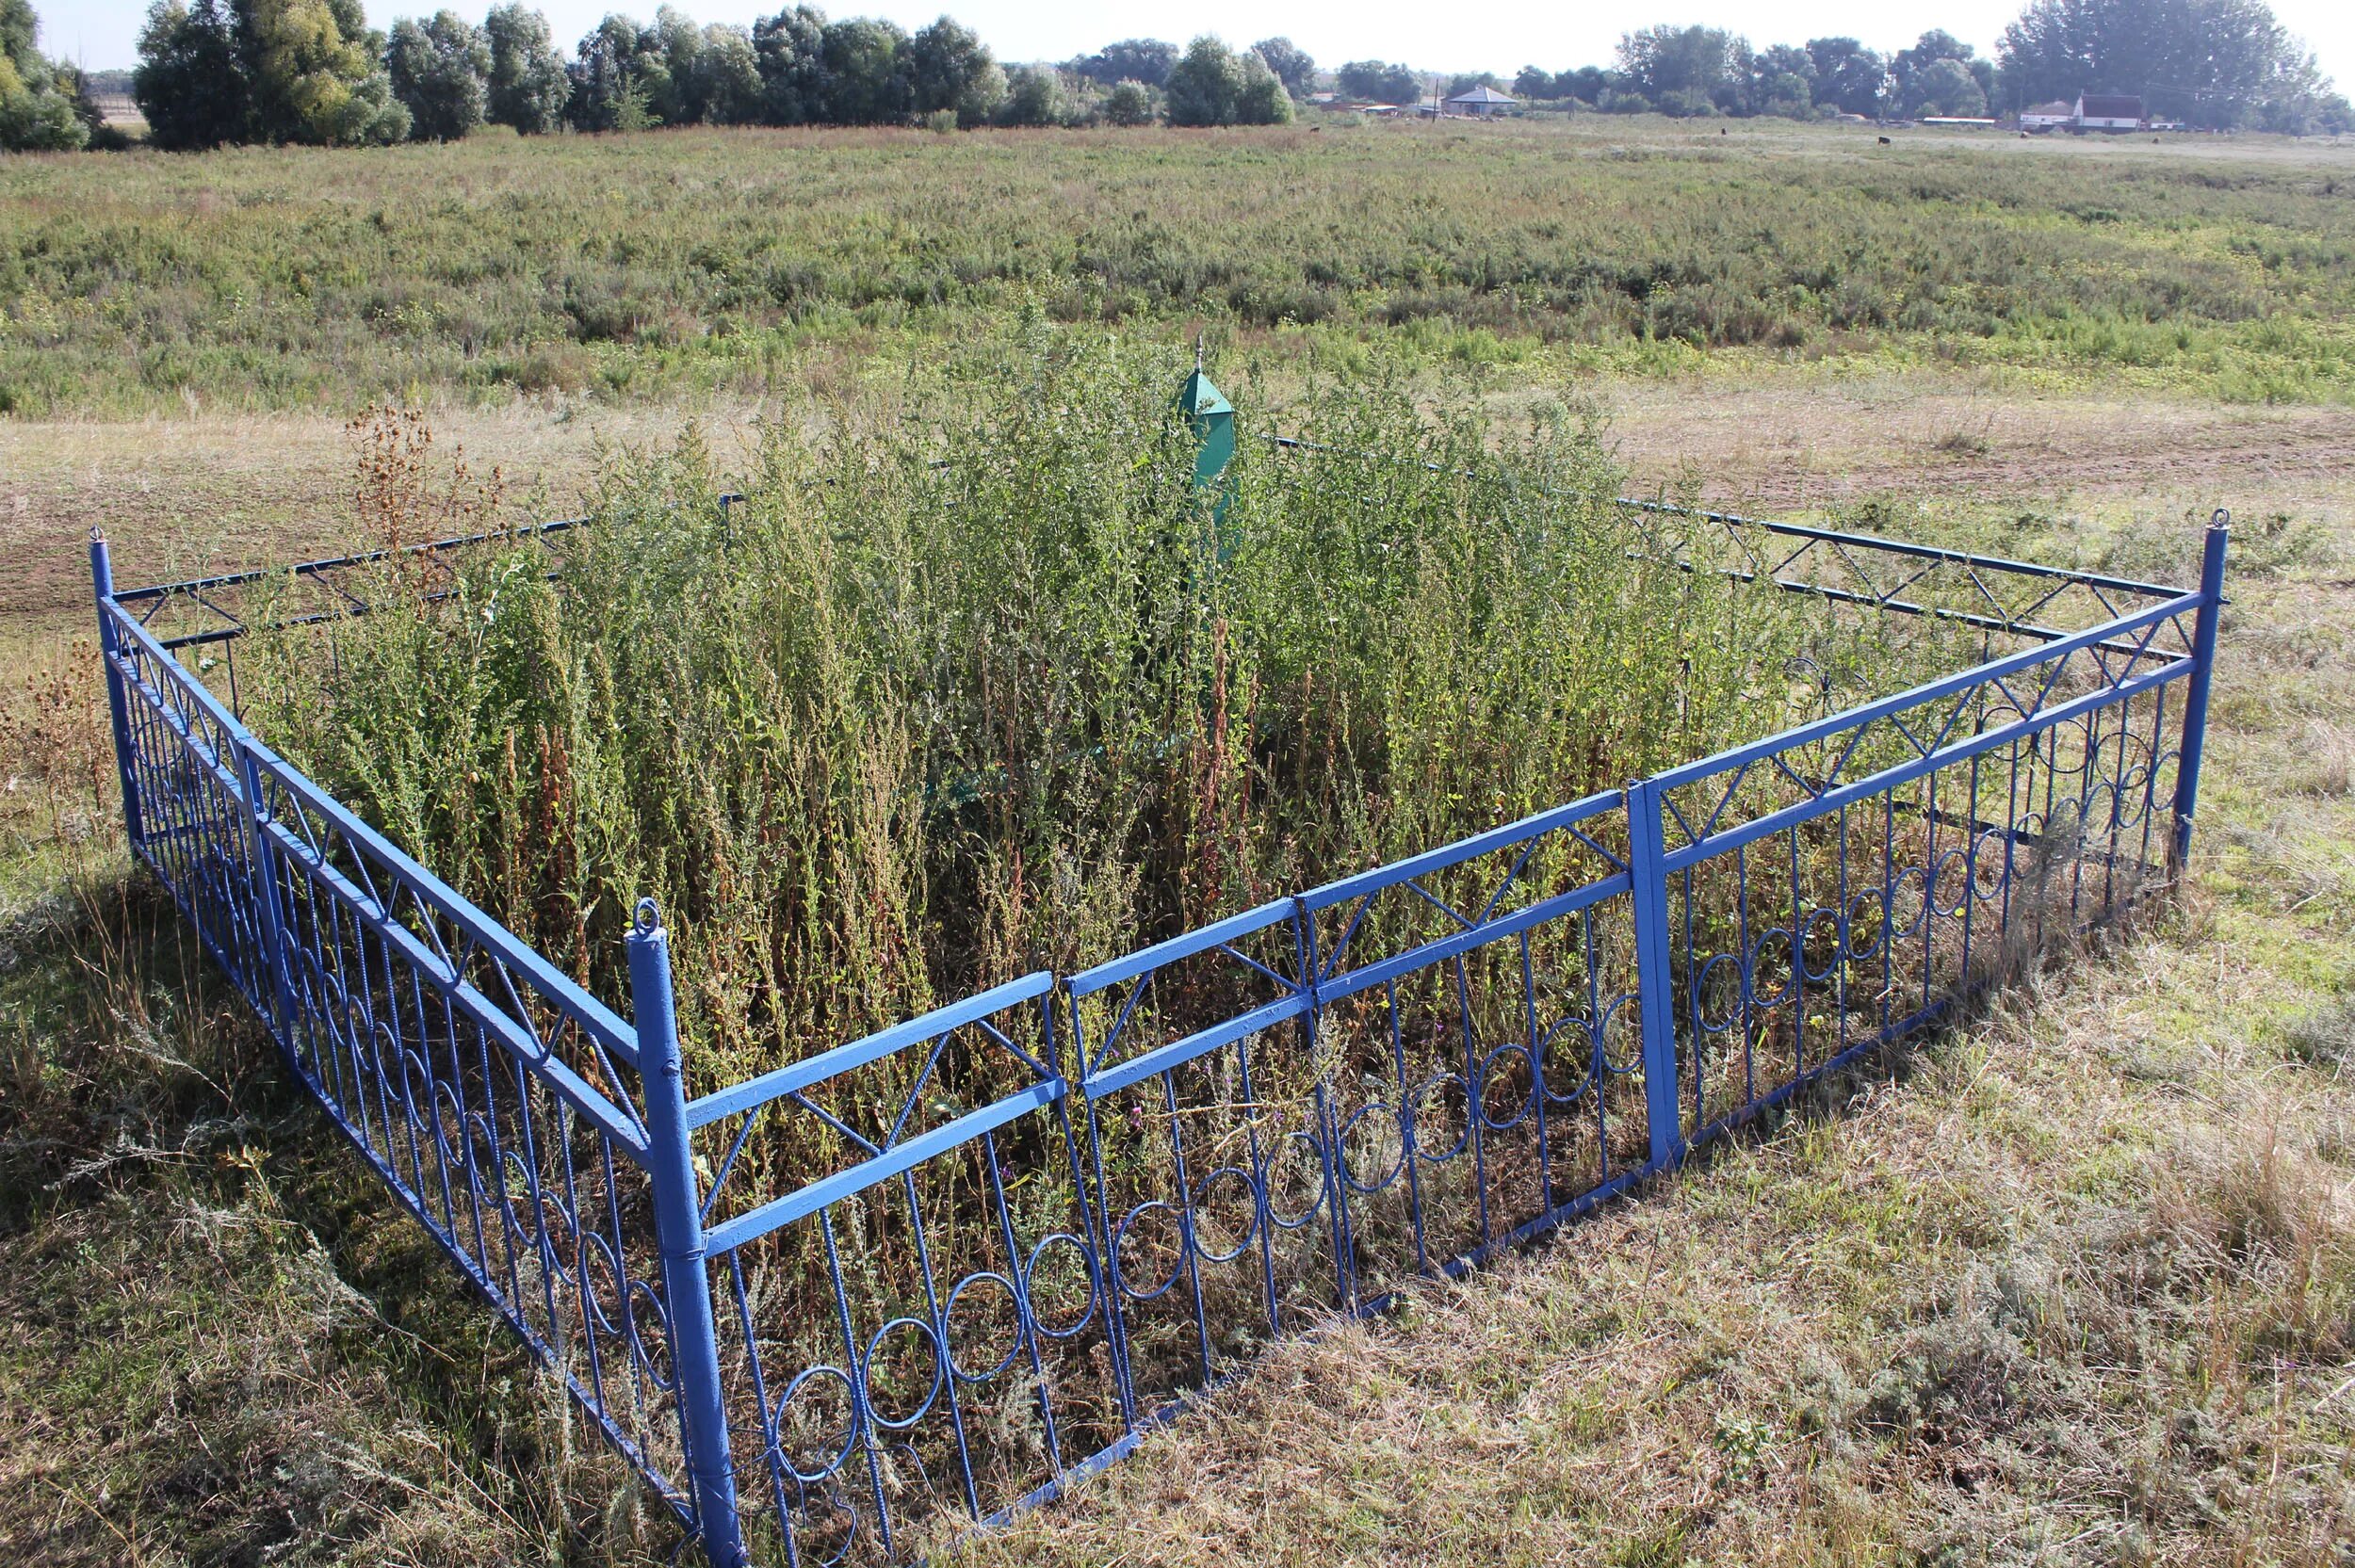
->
left=2019, top=93, right=2147, bottom=134
left=2075, top=93, right=2145, bottom=130
left=1443, top=85, right=1517, bottom=118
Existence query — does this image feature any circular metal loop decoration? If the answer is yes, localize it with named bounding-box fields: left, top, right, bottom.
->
left=943, top=1270, right=1025, bottom=1384
left=1477, top=1041, right=1537, bottom=1131
left=860, top=1317, right=945, bottom=1431
left=499, top=1147, right=545, bottom=1251
left=1888, top=863, right=1931, bottom=938
left=1799, top=906, right=1843, bottom=983
left=1410, top=1071, right=1471, bottom=1164
left=399, top=1042, right=435, bottom=1114
left=1021, top=1232, right=1099, bottom=1340
left=1188, top=1164, right=1260, bottom=1263
left=576, top=1229, right=627, bottom=1339
left=430, top=1080, right=468, bottom=1167
left=771, top=1364, right=860, bottom=1483
left=1338, top=1101, right=1404, bottom=1193
left=1260, top=1126, right=1330, bottom=1231
left=2084, top=780, right=2120, bottom=834
left=1969, top=830, right=2010, bottom=906
left=1598, top=992, right=1646, bottom=1075
left=1694, top=952, right=1744, bottom=1035
left=1112, top=1201, right=1188, bottom=1302
left=1746, top=928, right=1796, bottom=1010
left=1536, top=1013, right=1596, bottom=1104
left=624, top=1277, right=677, bottom=1392
left=1845, top=888, right=1886, bottom=961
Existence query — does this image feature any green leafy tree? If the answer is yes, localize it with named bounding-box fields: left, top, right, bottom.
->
left=0, top=0, right=88, bottom=150
left=385, top=9, right=488, bottom=140
left=1250, top=36, right=1313, bottom=96
left=1908, top=56, right=1988, bottom=115
left=1067, top=38, right=1175, bottom=88
left=1996, top=0, right=2330, bottom=128
left=907, top=16, right=1001, bottom=126
left=135, top=0, right=247, bottom=147
left=818, top=15, right=907, bottom=122
left=1165, top=35, right=1291, bottom=126
left=1806, top=37, right=1887, bottom=115
left=565, top=15, right=642, bottom=130
left=752, top=5, right=825, bottom=123
left=694, top=23, right=762, bottom=123
left=236, top=0, right=410, bottom=144
left=1616, top=24, right=1746, bottom=109
left=1100, top=76, right=1153, bottom=124
left=642, top=5, right=699, bottom=123
left=995, top=61, right=1064, bottom=126
left=1162, top=35, right=1239, bottom=125
left=482, top=3, right=567, bottom=132
left=1336, top=59, right=1421, bottom=104
left=1233, top=53, right=1291, bottom=122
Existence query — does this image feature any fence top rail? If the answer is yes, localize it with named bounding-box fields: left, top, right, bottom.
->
left=683, top=969, right=1055, bottom=1132
left=1065, top=898, right=1295, bottom=1001
left=1296, top=787, right=1625, bottom=915
left=102, top=596, right=648, bottom=1082
left=1264, top=433, right=2190, bottom=605
left=111, top=515, right=593, bottom=605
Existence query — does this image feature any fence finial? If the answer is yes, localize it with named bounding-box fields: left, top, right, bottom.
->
left=634, top=896, right=660, bottom=933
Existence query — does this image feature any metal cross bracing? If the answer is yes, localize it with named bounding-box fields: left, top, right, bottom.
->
left=91, top=470, right=2231, bottom=1567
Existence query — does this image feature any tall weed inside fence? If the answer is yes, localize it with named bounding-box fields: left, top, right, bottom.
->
left=236, top=335, right=1958, bottom=1135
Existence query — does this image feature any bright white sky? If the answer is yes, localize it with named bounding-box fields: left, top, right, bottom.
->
left=49, top=0, right=2353, bottom=90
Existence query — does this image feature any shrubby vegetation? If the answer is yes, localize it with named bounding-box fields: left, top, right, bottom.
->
left=237, top=331, right=1936, bottom=1085
left=0, top=0, right=112, bottom=151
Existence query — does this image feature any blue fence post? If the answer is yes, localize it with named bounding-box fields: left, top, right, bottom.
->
left=628, top=899, right=749, bottom=1568
left=2169, top=512, right=2230, bottom=872
left=1624, top=780, right=1686, bottom=1171
left=88, top=529, right=145, bottom=850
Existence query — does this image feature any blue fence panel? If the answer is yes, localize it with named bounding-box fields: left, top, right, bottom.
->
left=1642, top=585, right=2207, bottom=1145
left=686, top=977, right=1126, bottom=1567
left=95, top=584, right=704, bottom=1531
left=1292, top=791, right=1645, bottom=1285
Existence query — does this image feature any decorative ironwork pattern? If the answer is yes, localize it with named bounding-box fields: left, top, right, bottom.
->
left=89, top=503, right=2231, bottom=1568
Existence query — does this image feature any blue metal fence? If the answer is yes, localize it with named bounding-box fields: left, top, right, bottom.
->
left=90, top=483, right=2228, bottom=1567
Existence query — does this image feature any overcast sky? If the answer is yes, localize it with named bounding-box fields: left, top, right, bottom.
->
left=48, top=0, right=2353, bottom=92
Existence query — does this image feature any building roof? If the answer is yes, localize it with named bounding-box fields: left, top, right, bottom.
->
left=2025, top=101, right=2074, bottom=116
left=1445, top=85, right=1518, bottom=105
left=2079, top=93, right=2143, bottom=119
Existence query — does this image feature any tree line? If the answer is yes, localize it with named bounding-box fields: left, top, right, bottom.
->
left=114, top=3, right=1302, bottom=149
left=0, top=0, right=2341, bottom=152
left=1515, top=0, right=2344, bottom=131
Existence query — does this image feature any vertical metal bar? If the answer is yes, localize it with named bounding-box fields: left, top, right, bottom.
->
left=89, top=530, right=146, bottom=849
left=1624, top=781, right=1684, bottom=1171
left=627, top=899, right=749, bottom=1568
left=235, top=740, right=299, bottom=1051
left=2169, top=515, right=2231, bottom=871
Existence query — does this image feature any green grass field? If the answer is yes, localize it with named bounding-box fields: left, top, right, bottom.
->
left=3, top=116, right=2353, bottom=1565
left=4, top=118, right=2355, bottom=417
